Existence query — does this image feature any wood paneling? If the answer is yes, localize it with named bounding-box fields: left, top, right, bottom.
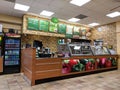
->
left=36, top=58, right=61, bottom=63
left=22, top=49, right=33, bottom=71
left=23, top=67, right=32, bottom=80
left=35, top=63, right=61, bottom=71
left=21, top=48, right=36, bottom=85
left=35, top=69, right=61, bottom=79
left=0, top=57, right=3, bottom=72
left=35, top=57, right=62, bottom=79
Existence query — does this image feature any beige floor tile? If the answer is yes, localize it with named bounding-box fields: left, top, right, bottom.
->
left=32, top=85, right=45, bottom=90
left=0, top=85, right=9, bottom=89
left=22, top=87, right=33, bottom=90
left=0, top=70, right=120, bottom=90
left=0, top=88, right=9, bottom=90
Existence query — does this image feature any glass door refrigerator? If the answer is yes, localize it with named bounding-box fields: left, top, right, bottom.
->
left=3, top=34, right=21, bottom=74
left=0, top=33, right=3, bottom=56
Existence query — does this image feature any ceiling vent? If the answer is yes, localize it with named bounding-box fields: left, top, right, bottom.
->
left=4, top=0, right=16, bottom=3
left=75, top=14, right=88, bottom=19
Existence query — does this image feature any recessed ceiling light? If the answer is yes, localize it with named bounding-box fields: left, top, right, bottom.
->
left=40, top=10, right=54, bottom=16
left=88, top=23, right=100, bottom=26
left=70, top=0, right=91, bottom=6
left=14, top=3, right=30, bottom=11
left=68, top=18, right=80, bottom=22
left=106, top=11, right=120, bottom=18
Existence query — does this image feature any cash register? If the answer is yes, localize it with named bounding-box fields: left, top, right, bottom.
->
left=33, top=40, right=51, bottom=58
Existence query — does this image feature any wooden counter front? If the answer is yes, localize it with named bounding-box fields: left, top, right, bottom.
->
left=21, top=48, right=118, bottom=86
left=21, top=48, right=62, bottom=85
left=0, top=57, right=3, bottom=72
left=35, top=58, right=62, bottom=80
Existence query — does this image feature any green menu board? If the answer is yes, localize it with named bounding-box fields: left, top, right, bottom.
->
left=81, top=29, right=86, bottom=36
left=27, top=18, right=39, bottom=30
left=49, top=22, right=58, bottom=33
left=65, top=25, right=73, bottom=38
left=39, top=20, right=49, bottom=32
left=73, top=26, right=80, bottom=35
left=58, top=24, right=66, bottom=34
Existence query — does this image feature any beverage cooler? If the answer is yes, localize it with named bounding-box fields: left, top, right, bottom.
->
left=3, top=34, right=21, bottom=74
left=0, top=34, right=3, bottom=56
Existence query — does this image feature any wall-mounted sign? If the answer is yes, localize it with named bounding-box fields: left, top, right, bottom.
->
left=73, top=26, right=80, bottom=35
left=39, top=20, right=49, bottom=32
left=66, top=25, right=73, bottom=38
left=26, top=15, right=91, bottom=39
left=58, top=24, right=66, bottom=34
left=49, top=21, right=58, bottom=33
left=73, top=26, right=80, bottom=39
left=27, top=18, right=39, bottom=30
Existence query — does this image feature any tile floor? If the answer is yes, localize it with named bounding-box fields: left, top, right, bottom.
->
left=0, top=70, right=120, bottom=90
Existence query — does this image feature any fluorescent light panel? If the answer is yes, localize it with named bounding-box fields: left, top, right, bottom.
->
left=68, top=18, right=80, bottom=22
left=106, top=11, right=120, bottom=18
left=70, top=0, right=91, bottom=6
left=89, top=23, right=100, bottom=26
left=14, top=3, right=30, bottom=11
left=40, top=10, right=54, bottom=16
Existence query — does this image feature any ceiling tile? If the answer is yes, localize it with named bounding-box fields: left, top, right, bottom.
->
left=0, top=0, right=119, bottom=25
left=15, top=0, right=33, bottom=6
left=0, top=0, right=14, bottom=8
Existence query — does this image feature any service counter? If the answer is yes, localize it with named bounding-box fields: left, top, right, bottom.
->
left=21, top=48, right=119, bottom=86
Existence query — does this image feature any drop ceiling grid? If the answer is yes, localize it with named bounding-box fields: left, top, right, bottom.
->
left=0, top=0, right=15, bottom=16
left=87, top=0, right=120, bottom=13
left=33, top=0, right=54, bottom=7
left=0, top=0, right=14, bottom=8
left=0, top=0, right=119, bottom=25
left=48, top=0, right=67, bottom=9
left=15, top=0, right=33, bottom=6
